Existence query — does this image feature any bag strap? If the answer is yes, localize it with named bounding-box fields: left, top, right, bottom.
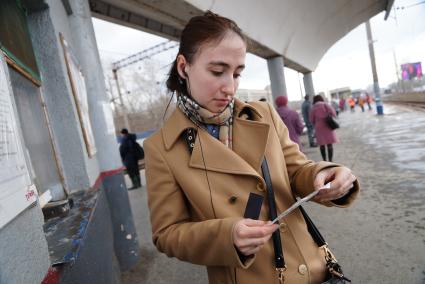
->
left=323, top=103, right=330, bottom=115
left=262, top=160, right=350, bottom=282
left=298, top=206, right=326, bottom=247
left=261, top=159, right=327, bottom=252
left=261, top=159, right=286, bottom=269
left=183, top=111, right=327, bottom=273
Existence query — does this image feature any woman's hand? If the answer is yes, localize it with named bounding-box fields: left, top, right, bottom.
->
left=313, top=166, right=357, bottom=202
left=233, top=219, right=279, bottom=256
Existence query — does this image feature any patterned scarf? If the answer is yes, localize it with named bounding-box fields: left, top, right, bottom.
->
left=177, top=94, right=234, bottom=149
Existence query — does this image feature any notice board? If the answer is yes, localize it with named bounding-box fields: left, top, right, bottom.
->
left=0, top=52, right=36, bottom=229
left=60, top=33, right=97, bottom=158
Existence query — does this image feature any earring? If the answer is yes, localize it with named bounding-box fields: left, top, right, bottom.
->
left=178, top=76, right=185, bottom=85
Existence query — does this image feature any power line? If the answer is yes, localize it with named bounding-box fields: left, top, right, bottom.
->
left=396, top=0, right=425, bottom=10
left=99, top=49, right=133, bottom=57
left=112, top=40, right=178, bottom=71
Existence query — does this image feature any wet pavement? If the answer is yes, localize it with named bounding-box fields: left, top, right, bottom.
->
left=122, top=103, right=425, bottom=284
left=304, top=103, right=425, bottom=284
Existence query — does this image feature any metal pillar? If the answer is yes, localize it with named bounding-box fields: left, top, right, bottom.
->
left=366, top=20, right=384, bottom=115
left=267, top=56, right=287, bottom=103
left=303, top=72, right=315, bottom=100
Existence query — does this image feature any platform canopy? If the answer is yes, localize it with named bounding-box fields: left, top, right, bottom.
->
left=90, top=0, right=394, bottom=73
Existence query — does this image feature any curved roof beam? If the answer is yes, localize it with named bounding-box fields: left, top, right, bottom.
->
left=188, top=0, right=391, bottom=72
left=90, top=0, right=393, bottom=73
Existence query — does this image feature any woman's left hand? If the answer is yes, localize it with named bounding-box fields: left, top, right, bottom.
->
left=313, top=167, right=357, bottom=202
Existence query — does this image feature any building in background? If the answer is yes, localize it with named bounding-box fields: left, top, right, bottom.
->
left=330, top=87, right=352, bottom=100
left=236, top=87, right=273, bottom=102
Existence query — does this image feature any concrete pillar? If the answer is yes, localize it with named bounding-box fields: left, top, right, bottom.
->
left=67, top=0, right=121, bottom=171
left=365, top=20, right=384, bottom=115
left=267, top=56, right=287, bottom=103
left=303, top=72, right=315, bottom=100
left=67, top=0, right=139, bottom=270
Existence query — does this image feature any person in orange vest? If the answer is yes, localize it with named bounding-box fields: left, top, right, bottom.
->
left=365, top=93, right=373, bottom=110
left=348, top=96, right=356, bottom=112
left=358, top=95, right=365, bottom=112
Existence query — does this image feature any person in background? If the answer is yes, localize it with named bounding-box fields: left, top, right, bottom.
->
left=119, top=128, right=142, bottom=189
left=358, top=95, right=365, bottom=112
left=331, top=99, right=340, bottom=117
left=310, top=95, right=338, bottom=162
left=348, top=96, right=356, bottom=112
left=275, top=95, right=304, bottom=148
left=339, top=97, right=346, bottom=112
left=365, top=93, right=372, bottom=110
left=301, top=94, right=317, bottom=147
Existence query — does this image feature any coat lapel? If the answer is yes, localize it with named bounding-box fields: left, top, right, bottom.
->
left=162, top=100, right=270, bottom=177
left=189, top=100, right=270, bottom=177
left=189, top=128, right=255, bottom=176
left=232, top=116, right=269, bottom=173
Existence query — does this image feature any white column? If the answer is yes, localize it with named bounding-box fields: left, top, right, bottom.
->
left=303, top=72, right=315, bottom=100
left=68, top=0, right=122, bottom=171
left=267, top=56, right=287, bottom=103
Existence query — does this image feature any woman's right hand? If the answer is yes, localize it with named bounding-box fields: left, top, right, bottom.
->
left=233, top=219, right=279, bottom=256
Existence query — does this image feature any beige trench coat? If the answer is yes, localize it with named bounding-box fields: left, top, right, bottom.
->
left=145, top=99, right=359, bottom=284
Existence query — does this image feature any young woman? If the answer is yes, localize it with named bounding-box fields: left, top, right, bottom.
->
left=145, top=12, right=359, bottom=284
left=310, top=95, right=338, bottom=162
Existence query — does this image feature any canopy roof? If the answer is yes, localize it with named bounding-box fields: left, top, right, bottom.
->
left=90, top=0, right=393, bottom=73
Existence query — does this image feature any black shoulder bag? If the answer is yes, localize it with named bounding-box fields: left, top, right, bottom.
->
left=183, top=112, right=349, bottom=283
left=325, top=105, right=339, bottom=130
left=261, top=159, right=350, bottom=283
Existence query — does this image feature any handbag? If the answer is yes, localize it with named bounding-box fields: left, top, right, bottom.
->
left=261, top=159, right=350, bottom=283
left=299, top=205, right=350, bottom=283
left=325, top=105, right=339, bottom=130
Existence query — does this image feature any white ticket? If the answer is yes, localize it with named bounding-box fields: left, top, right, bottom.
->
left=271, top=182, right=331, bottom=224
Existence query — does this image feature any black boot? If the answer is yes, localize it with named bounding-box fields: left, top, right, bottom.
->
left=135, top=174, right=142, bottom=188
left=128, top=176, right=138, bottom=190
left=320, top=146, right=327, bottom=161
left=327, top=144, right=333, bottom=162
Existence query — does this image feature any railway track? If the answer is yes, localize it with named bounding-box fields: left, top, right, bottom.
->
left=384, top=100, right=425, bottom=111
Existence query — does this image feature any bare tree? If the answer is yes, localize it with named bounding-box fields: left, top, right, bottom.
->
left=103, top=58, right=174, bottom=133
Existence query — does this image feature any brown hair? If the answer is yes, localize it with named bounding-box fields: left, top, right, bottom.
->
left=313, top=94, right=324, bottom=104
left=166, top=11, right=247, bottom=96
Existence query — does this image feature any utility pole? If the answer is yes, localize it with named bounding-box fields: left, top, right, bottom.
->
left=392, top=50, right=405, bottom=94
left=365, top=20, right=384, bottom=115
left=112, top=69, right=131, bottom=131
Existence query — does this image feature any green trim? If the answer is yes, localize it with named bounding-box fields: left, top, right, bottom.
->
left=19, top=6, right=40, bottom=74
left=0, top=0, right=41, bottom=82
left=1, top=45, right=41, bottom=83
left=19, top=0, right=40, bottom=78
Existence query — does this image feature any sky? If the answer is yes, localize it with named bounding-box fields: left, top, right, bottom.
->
left=92, top=0, right=425, bottom=101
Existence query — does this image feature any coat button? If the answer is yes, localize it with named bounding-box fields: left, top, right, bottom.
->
left=229, top=196, right=237, bottom=204
left=298, top=264, right=308, bottom=275
left=256, top=182, right=265, bottom=191
left=279, top=222, right=287, bottom=233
